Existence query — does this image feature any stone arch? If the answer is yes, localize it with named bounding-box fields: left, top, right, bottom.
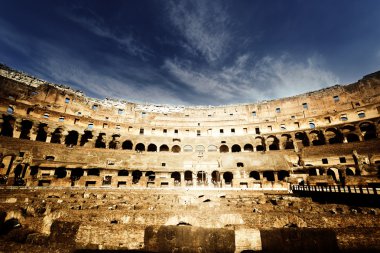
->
left=278, top=170, right=289, bottom=181
left=280, top=134, right=294, bottom=149
left=211, top=171, right=221, bottom=183
left=80, top=131, right=93, bottom=146
left=0, top=115, right=15, bottom=137
left=359, top=122, right=377, bottom=140
left=295, top=132, right=309, bottom=146
left=254, top=136, right=265, bottom=151
left=219, top=145, right=229, bottom=153
left=346, top=133, right=360, bottom=142
left=231, top=144, right=241, bottom=153
left=325, top=128, right=343, bottom=144
left=345, top=167, right=355, bottom=176
left=95, top=133, right=106, bottom=148
left=267, top=136, right=279, bottom=150
left=309, top=130, right=325, bottom=146
left=171, top=145, right=181, bottom=153
left=145, top=171, right=155, bottom=181
left=208, top=145, right=218, bottom=152
left=54, top=167, right=67, bottom=178
left=122, top=140, right=133, bottom=150
left=195, top=145, right=205, bottom=152
left=70, top=168, right=84, bottom=182
left=35, top=123, right=48, bottom=142
left=249, top=171, right=260, bottom=180
left=132, top=170, right=142, bottom=183
left=183, top=145, right=193, bottom=152
left=19, top=120, right=33, bottom=139
left=147, top=143, right=157, bottom=152
left=50, top=128, right=64, bottom=144
left=65, top=130, right=79, bottom=146
left=223, top=172, right=233, bottom=185
left=108, top=134, right=120, bottom=149
left=197, top=171, right=207, bottom=184
left=118, top=170, right=129, bottom=176
left=159, top=144, right=169, bottom=152
left=327, top=168, right=339, bottom=182
left=243, top=144, right=253, bottom=152
left=263, top=171, right=275, bottom=181
left=135, top=143, right=145, bottom=152
left=184, top=170, right=193, bottom=183
left=171, top=172, right=181, bottom=184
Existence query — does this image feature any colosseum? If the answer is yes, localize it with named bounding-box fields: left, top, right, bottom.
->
left=0, top=63, right=379, bottom=252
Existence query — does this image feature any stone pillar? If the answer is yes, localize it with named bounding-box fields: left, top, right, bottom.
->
left=13, top=119, right=22, bottom=138
left=180, top=172, right=185, bottom=187
left=30, top=125, right=38, bottom=141
left=274, top=172, right=279, bottom=182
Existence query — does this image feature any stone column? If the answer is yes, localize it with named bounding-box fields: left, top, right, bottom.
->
left=13, top=118, right=22, bottom=138
left=180, top=172, right=185, bottom=187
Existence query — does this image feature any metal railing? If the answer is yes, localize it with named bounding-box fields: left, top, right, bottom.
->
left=292, top=185, right=379, bottom=195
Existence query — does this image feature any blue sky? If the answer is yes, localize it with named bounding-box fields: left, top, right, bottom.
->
left=0, top=0, right=379, bottom=105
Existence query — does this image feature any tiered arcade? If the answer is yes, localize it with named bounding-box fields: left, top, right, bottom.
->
left=1, top=64, right=380, bottom=189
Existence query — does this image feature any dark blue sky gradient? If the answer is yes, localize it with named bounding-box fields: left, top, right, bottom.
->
left=0, top=0, right=379, bottom=105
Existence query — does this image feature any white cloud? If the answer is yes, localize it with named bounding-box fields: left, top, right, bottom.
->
left=167, top=0, right=231, bottom=63
left=67, top=12, right=152, bottom=60
left=164, top=53, right=340, bottom=104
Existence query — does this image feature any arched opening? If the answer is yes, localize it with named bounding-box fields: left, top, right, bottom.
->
left=223, top=172, right=233, bottom=185
left=50, top=128, right=63, bottom=144
left=208, top=145, right=217, bottom=152
left=19, top=120, right=33, bottom=139
left=219, top=145, right=229, bottom=153
left=309, top=168, right=318, bottom=176
left=263, top=171, right=275, bottom=182
left=295, top=132, right=309, bottom=146
left=71, top=168, right=84, bottom=181
left=256, top=144, right=265, bottom=151
left=267, top=136, right=279, bottom=150
left=135, top=143, right=145, bottom=152
left=159, top=144, right=169, bottom=152
left=345, top=167, right=355, bottom=176
left=197, top=171, right=207, bottom=184
left=195, top=145, right=205, bottom=153
left=243, top=144, right=253, bottom=152
left=281, top=134, right=294, bottom=149
left=346, top=133, right=360, bottom=143
left=108, top=134, right=120, bottom=149
left=184, top=170, right=193, bottom=183
left=171, top=171, right=181, bottom=184
left=327, top=168, right=339, bottom=182
left=325, top=128, right=343, bottom=144
left=309, top=130, right=325, bottom=146
left=122, top=140, right=133, bottom=150
left=211, top=171, right=220, bottom=184
left=278, top=170, right=289, bottom=181
left=35, top=123, right=48, bottom=142
left=80, top=131, right=93, bottom=146
left=183, top=145, right=193, bottom=152
left=118, top=170, right=129, bottom=176
left=65, top=130, right=79, bottom=146
left=360, top=122, right=377, bottom=140
left=0, top=115, right=15, bottom=137
left=88, top=169, right=100, bottom=176
left=54, top=167, right=67, bottom=178
left=14, top=164, right=23, bottom=178
left=147, top=144, right=157, bottom=152
left=171, top=145, right=181, bottom=153
left=249, top=171, right=260, bottom=180
left=231, top=144, right=241, bottom=153
left=95, top=133, right=106, bottom=148
left=145, top=171, right=155, bottom=181
left=132, top=170, right=142, bottom=183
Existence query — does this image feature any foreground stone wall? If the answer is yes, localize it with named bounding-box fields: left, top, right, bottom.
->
left=0, top=188, right=379, bottom=252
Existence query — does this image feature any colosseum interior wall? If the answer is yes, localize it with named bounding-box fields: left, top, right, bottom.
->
left=0, top=64, right=380, bottom=252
